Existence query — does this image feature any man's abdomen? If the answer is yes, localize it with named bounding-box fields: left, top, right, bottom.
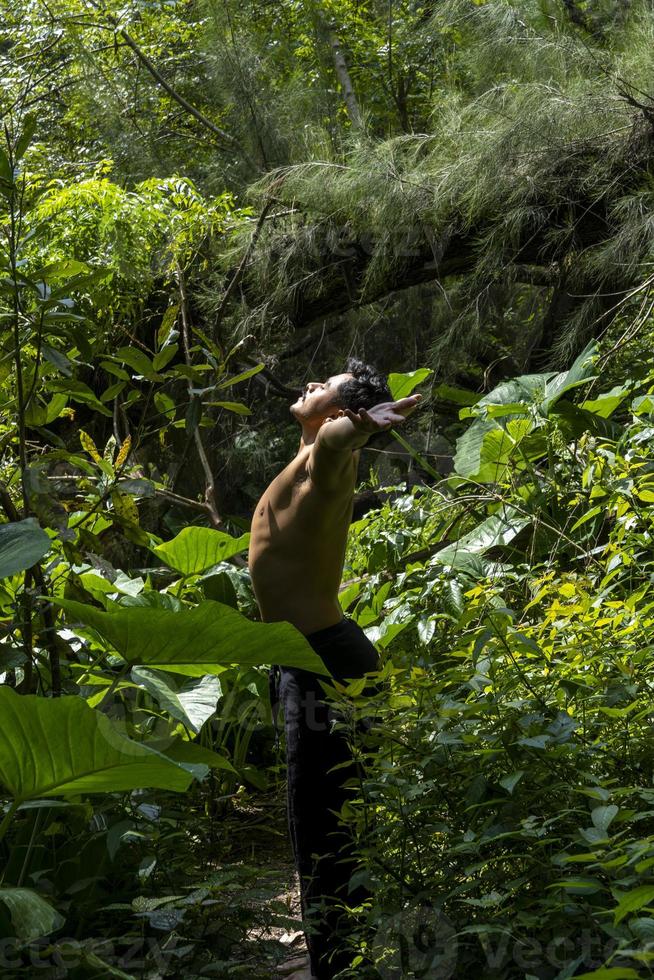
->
left=249, top=548, right=346, bottom=635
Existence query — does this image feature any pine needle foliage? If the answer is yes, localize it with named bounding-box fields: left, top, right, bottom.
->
left=236, top=0, right=654, bottom=368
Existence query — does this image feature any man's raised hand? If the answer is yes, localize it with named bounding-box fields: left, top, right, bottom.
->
left=343, top=394, right=422, bottom=434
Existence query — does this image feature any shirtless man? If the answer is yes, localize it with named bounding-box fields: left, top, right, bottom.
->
left=249, top=359, right=420, bottom=980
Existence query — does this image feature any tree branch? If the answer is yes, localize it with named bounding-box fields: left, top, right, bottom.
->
left=82, top=0, right=258, bottom=170
left=330, top=33, right=363, bottom=130
left=177, top=264, right=223, bottom=529
left=214, top=197, right=275, bottom=341
left=241, top=358, right=302, bottom=399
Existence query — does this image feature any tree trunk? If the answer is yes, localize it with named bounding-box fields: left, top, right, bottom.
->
left=330, top=34, right=363, bottom=130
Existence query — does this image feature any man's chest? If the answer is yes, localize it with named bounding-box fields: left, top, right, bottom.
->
left=253, top=454, right=311, bottom=520
left=251, top=451, right=356, bottom=538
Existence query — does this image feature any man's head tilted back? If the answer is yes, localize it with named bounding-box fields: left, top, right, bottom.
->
left=291, top=358, right=391, bottom=426
left=337, top=358, right=392, bottom=412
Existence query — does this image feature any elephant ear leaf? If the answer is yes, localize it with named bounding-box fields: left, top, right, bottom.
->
left=436, top=505, right=530, bottom=568
left=388, top=368, right=432, bottom=400
left=131, top=669, right=221, bottom=734
left=0, top=519, right=51, bottom=579
left=152, top=526, right=249, bottom=575
left=541, top=341, right=598, bottom=414
left=0, top=687, right=204, bottom=803
left=0, top=887, right=64, bottom=941
left=55, top=599, right=329, bottom=676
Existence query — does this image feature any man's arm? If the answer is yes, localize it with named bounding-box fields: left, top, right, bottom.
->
left=318, top=395, right=422, bottom=451
left=308, top=395, right=422, bottom=488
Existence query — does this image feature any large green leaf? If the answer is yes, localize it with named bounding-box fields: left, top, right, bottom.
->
left=0, top=887, right=64, bottom=941
left=454, top=348, right=599, bottom=484
left=460, top=374, right=548, bottom=419
left=541, top=341, right=598, bottom=414
left=0, top=688, right=202, bottom=801
left=612, top=884, right=654, bottom=924
left=550, top=400, right=622, bottom=441
left=453, top=370, right=549, bottom=480
left=388, top=368, right=432, bottom=400
left=55, top=599, right=328, bottom=676
left=132, top=669, right=221, bottom=733
left=152, top=526, right=250, bottom=575
left=581, top=385, right=630, bottom=419
left=436, top=506, right=530, bottom=567
left=454, top=419, right=503, bottom=481
left=454, top=418, right=542, bottom=483
left=0, top=519, right=51, bottom=579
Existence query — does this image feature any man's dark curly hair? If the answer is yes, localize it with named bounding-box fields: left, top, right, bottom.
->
left=336, top=358, right=391, bottom=411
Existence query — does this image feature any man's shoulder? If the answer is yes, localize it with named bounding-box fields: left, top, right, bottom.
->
left=307, top=437, right=358, bottom=493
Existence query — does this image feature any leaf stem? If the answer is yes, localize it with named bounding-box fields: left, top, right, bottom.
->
left=0, top=800, right=19, bottom=848
left=389, top=428, right=440, bottom=480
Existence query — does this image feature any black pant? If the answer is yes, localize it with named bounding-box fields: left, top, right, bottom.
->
left=269, top=617, right=380, bottom=979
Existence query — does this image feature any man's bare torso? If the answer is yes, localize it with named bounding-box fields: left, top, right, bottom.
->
left=248, top=446, right=358, bottom=635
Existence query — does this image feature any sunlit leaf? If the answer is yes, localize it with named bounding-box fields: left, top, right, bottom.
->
left=153, top=526, right=249, bottom=575
left=132, top=669, right=221, bottom=734
left=612, top=885, right=654, bottom=924
left=388, top=368, right=432, bottom=400
left=0, top=688, right=203, bottom=801
left=55, top=598, right=328, bottom=676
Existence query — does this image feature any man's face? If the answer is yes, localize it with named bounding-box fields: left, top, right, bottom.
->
left=290, top=372, right=353, bottom=423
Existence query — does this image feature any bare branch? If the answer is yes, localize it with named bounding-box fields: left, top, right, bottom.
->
left=82, top=0, right=259, bottom=170
left=177, top=264, right=223, bottom=529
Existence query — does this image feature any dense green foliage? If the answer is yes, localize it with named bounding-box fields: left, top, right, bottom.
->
left=337, top=351, right=654, bottom=977
left=2, top=0, right=654, bottom=977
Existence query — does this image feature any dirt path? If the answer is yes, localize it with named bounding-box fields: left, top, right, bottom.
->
left=213, top=787, right=309, bottom=978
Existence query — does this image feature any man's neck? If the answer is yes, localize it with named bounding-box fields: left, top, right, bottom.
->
left=298, top=422, right=321, bottom=449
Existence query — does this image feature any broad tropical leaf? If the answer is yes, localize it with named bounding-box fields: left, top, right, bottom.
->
left=0, top=519, right=51, bottom=579
left=0, top=688, right=203, bottom=801
left=541, top=341, right=598, bottom=414
left=152, top=526, right=250, bottom=575
left=388, top=367, right=432, bottom=400
left=436, top=506, right=530, bottom=567
left=454, top=418, right=541, bottom=483
left=0, top=887, right=64, bottom=941
left=55, top=599, right=328, bottom=676
left=460, top=374, right=547, bottom=418
left=132, top=669, right=221, bottom=733
left=581, top=385, right=630, bottom=419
